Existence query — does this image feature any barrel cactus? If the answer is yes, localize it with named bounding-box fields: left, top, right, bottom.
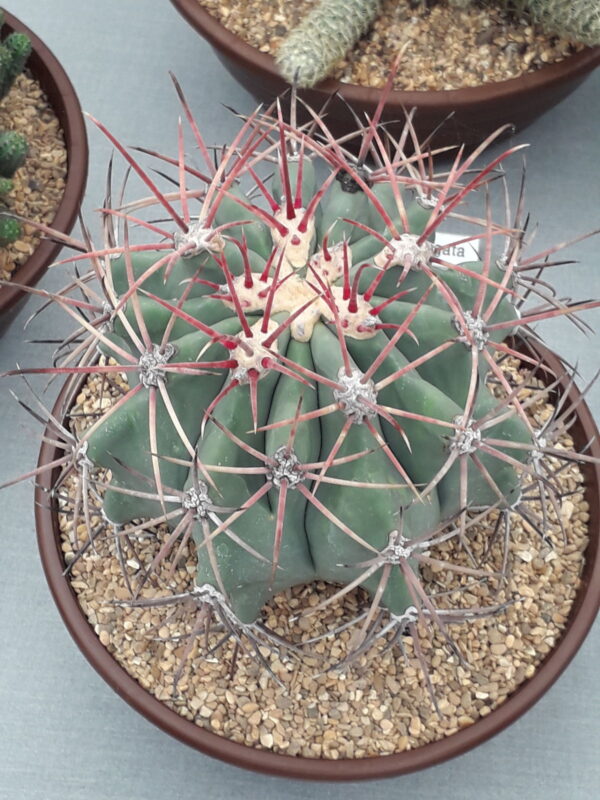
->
left=5, top=80, right=598, bottom=704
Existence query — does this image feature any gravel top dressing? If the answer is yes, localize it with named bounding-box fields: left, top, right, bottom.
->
left=0, top=72, right=67, bottom=282
left=57, top=356, right=589, bottom=759
left=197, top=0, right=582, bottom=91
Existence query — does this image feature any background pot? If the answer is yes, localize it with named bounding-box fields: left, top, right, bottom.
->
left=169, top=0, right=600, bottom=148
left=34, top=337, right=600, bottom=781
left=0, top=11, right=88, bottom=317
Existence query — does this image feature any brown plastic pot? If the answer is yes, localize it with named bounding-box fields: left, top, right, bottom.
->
left=0, top=11, right=88, bottom=316
left=169, top=0, right=600, bottom=148
left=34, top=337, right=600, bottom=779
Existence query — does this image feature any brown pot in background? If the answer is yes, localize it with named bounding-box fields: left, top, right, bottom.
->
left=0, top=11, right=88, bottom=317
left=169, top=0, right=600, bottom=149
left=34, top=337, right=600, bottom=781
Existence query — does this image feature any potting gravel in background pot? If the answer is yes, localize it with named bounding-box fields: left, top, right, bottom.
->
left=0, top=9, right=88, bottom=317
left=168, top=0, right=600, bottom=147
left=4, top=79, right=600, bottom=779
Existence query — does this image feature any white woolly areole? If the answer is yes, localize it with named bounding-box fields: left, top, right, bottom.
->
left=193, top=583, right=245, bottom=628
left=454, top=311, right=489, bottom=351
left=138, top=343, right=175, bottom=388
left=267, top=446, right=306, bottom=489
left=381, top=530, right=413, bottom=564
left=182, top=482, right=211, bottom=518
left=174, top=221, right=225, bottom=258
left=416, top=194, right=438, bottom=209
left=373, top=234, right=435, bottom=270
left=333, top=367, right=378, bottom=423
left=390, top=605, right=419, bottom=626
left=531, top=433, right=548, bottom=465
left=76, top=441, right=93, bottom=470
left=231, top=318, right=278, bottom=384
left=451, top=415, right=481, bottom=455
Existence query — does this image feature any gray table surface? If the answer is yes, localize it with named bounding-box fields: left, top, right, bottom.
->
left=0, top=2, right=598, bottom=798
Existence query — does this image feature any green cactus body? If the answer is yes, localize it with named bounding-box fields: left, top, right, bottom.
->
left=0, top=32, right=30, bottom=95
left=0, top=211, right=20, bottom=246
left=0, top=130, right=28, bottom=179
left=0, top=9, right=31, bottom=101
left=276, top=0, right=382, bottom=88
left=80, top=106, right=540, bottom=632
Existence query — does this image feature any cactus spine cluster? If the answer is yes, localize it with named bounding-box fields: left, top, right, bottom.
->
left=6, top=82, right=598, bottom=701
left=0, top=10, right=31, bottom=246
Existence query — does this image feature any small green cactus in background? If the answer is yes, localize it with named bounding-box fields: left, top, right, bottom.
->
left=0, top=211, right=20, bottom=246
left=0, top=10, right=31, bottom=247
left=0, top=9, right=31, bottom=100
left=0, top=131, right=27, bottom=246
left=4, top=82, right=599, bottom=705
left=276, top=0, right=381, bottom=87
left=0, top=130, right=28, bottom=179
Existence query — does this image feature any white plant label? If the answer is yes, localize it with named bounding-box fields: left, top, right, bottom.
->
left=434, top=231, right=481, bottom=265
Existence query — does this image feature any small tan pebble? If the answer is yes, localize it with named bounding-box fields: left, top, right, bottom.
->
left=487, top=628, right=503, bottom=644
left=259, top=730, right=274, bottom=748
left=248, top=710, right=262, bottom=726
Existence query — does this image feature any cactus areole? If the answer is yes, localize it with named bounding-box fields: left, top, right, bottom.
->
left=15, top=80, right=599, bottom=719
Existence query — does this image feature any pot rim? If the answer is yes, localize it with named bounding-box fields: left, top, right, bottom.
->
left=34, top=336, right=600, bottom=781
left=0, top=11, right=89, bottom=315
left=169, top=0, right=600, bottom=109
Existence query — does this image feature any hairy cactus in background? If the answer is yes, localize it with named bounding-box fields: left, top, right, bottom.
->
left=277, top=1, right=599, bottom=89
left=5, top=80, right=599, bottom=702
left=276, top=0, right=381, bottom=87
left=499, top=1, right=600, bottom=45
